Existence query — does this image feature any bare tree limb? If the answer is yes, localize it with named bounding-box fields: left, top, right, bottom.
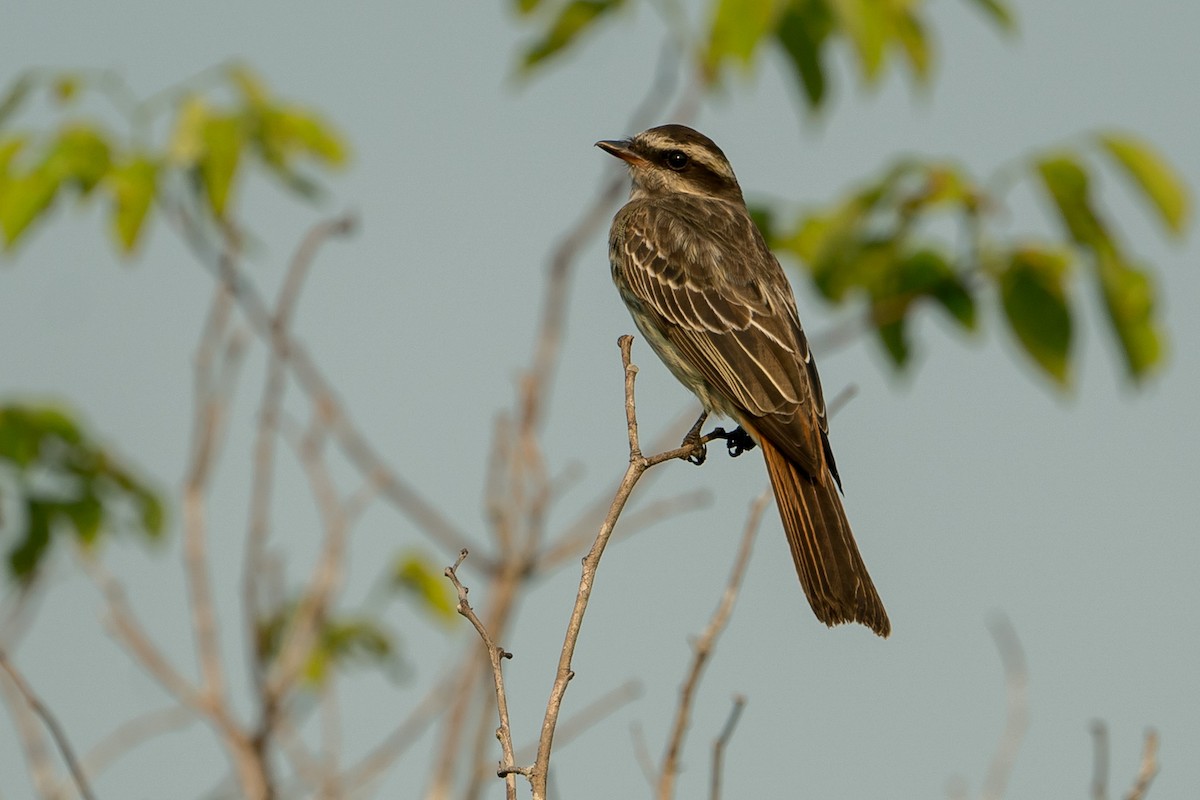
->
left=1091, top=720, right=1110, bottom=800
left=80, top=705, right=195, bottom=786
left=339, top=668, right=459, bottom=796
left=1123, top=730, right=1158, bottom=800
left=0, top=651, right=97, bottom=800
left=980, top=615, right=1030, bottom=800
left=710, top=694, right=747, bottom=800
left=0, top=652, right=59, bottom=799
left=245, top=215, right=356, bottom=693
left=658, top=492, right=767, bottom=800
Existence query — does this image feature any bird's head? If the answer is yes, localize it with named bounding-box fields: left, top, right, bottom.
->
left=596, top=124, right=744, bottom=203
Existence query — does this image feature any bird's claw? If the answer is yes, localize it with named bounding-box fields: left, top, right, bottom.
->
left=724, top=426, right=757, bottom=458
left=683, top=428, right=708, bottom=466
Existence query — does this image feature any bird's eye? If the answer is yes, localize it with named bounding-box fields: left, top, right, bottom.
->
left=665, top=150, right=689, bottom=170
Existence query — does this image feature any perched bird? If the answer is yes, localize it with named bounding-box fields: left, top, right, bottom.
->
left=597, top=124, right=890, bottom=637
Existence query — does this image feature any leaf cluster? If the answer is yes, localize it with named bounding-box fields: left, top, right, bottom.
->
left=0, top=403, right=163, bottom=582
left=0, top=65, right=347, bottom=255
left=757, top=135, right=1188, bottom=384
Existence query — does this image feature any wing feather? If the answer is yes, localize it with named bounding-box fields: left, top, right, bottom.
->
left=614, top=196, right=833, bottom=479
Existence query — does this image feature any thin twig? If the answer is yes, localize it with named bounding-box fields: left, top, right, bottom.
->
left=246, top=215, right=355, bottom=695
left=513, top=679, right=642, bottom=766
left=530, top=336, right=710, bottom=800
left=0, top=651, right=97, bottom=800
left=658, top=493, right=768, bottom=800
left=165, top=201, right=473, bottom=562
left=1123, top=730, right=1158, bottom=800
left=710, top=694, right=747, bottom=800
left=338, top=668, right=459, bottom=796
left=980, top=615, right=1030, bottom=800
left=0, top=652, right=59, bottom=798
left=536, top=487, right=712, bottom=573
left=1091, top=720, right=1109, bottom=800
left=81, top=705, right=195, bottom=785
left=444, top=550, right=526, bottom=800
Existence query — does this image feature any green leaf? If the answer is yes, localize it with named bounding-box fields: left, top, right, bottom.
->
left=0, top=170, right=59, bottom=247
left=9, top=500, right=51, bottom=582
left=45, top=126, right=113, bottom=195
left=1098, top=133, right=1190, bottom=237
left=830, top=0, right=889, bottom=82
left=875, top=317, right=909, bottom=366
left=261, top=106, right=348, bottom=167
left=963, top=0, right=1016, bottom=33
left=893, top=9, right=931, bottom=82
left=107, top=156, right=158, bottom=253
left=775, top=1, right=833, bottom=109
left=1036, top=154, right=1109, bottom=248
left=1, top=403, right=166, bottom=584
left=169, top=96, right=208, bottom=165
left=515, top=0, right=543, bottom=13
left=899, top=248, right=976, bottom=329
left=1000, top=247, right=1073, bottom=385
left=200, top=114, right=242, bottom=217
left=521, top=0, right=623, bottom=71
left=706, top=0, right=785, bottom=73
left=1095, top=253, right=1163, bottom=381
left=62, top=494, right=103, bottom=545
left=392, top=552, right=457, bottom=622
left=229, top=64, right=269, bottom=107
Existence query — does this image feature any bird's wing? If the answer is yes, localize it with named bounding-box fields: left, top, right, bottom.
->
left=616, top=198, right=836, bottom=482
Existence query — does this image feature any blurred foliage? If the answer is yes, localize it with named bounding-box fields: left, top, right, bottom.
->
left=513, top=0, right=1189, bottom=387
left=391, top=549, right=459, bottom=624
left=756, top=133, right=1188, bottom=384
left=515, top=0, right=1016, bottom=106
left=0, top=63, right=347, bottom=256
left=256, top=601, right=402, bottom=687
left=0, top=403, right=164, bottom=582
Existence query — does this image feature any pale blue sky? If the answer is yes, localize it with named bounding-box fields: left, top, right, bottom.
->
left=2, top=2, right=1198, bottom=798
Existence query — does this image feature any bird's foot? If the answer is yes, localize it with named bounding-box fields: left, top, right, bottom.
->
left=682, top=411, right=709, bottom=466
left=723, top=426, right=757, bottom=458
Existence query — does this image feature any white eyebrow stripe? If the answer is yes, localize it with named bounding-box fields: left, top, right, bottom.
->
left=633, top=134, right=736, bottom=181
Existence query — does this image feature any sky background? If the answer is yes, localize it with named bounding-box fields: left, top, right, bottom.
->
left=2, top=1, right=1198, bottom=798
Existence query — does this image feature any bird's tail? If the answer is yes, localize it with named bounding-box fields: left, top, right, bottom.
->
left=760, top=437, right=890, bottom=637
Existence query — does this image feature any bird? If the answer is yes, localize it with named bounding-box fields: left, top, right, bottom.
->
left=596, top=124, right=890, bottom=637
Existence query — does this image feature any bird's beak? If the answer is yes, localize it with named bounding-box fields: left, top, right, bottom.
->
left=596, top=139, right=648, bottom=167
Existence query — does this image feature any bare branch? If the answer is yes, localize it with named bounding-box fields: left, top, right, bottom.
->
left=0, top=651, right=97, bottom=800
left=980, top=615, right=1030, bottom=800
left=81, top=705, right=195, bottom=784
left=658, top=492, right=768, bottom=800
left=444, top=550, right=527, bottom=799
left=165, top=201, right=473, bottom=562
left=184, top=277, right=240, bottom=705
left=1123, top=730, right=1158, bottom=800
left=0, top=654, right=59, bottom=799
left=530, top=336, right=711, bottom=799
left=710, top=694, right=747, bottom=800
left=1091, top=720, right=1109, bottom=800
left=339, top=668, right=459, bottom=796
left=245, top=216, right=355, bottom=689
left=513, top=679, right=642, bottom=766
